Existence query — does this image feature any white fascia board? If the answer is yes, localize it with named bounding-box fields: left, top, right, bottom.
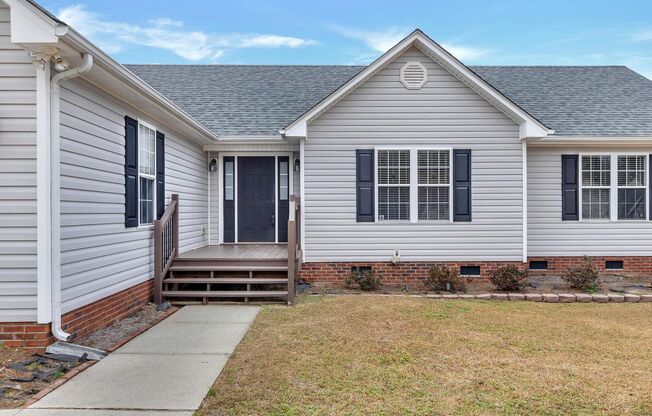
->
left=283, top=29, right=551, bottom=140
left=519, top=121, right=553, bottom=140
left=5, top=0, right=65, bottom=45
left=531, top=136, right=652, bottom=146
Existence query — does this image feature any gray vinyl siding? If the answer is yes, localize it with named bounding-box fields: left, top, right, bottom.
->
left=209, top=151, right=218, bottom=245
left=0, top=5, right=38, bottom=322
left=304, top=47, right=522, bottom=262
left=528, top=145, right=652, bottom=256
left=59, top=80, right=208, bottom=314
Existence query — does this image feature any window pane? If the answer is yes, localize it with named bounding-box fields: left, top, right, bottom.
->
left=224, top=161, right=234, bottom=201
left=377, top=150, right=410, bottom=185
left=418, top=150, right=450, bottom=185
left=581, top=155, right=610, bottom=186
left=418, top=186, right=449, bottom=220
left=378, top=186, right=410, bottom=221
left=617, top=155, right=646, bottom=187
left=138, top=124, right=156, bottom=176
left=139, top=177, right=154, bottom=224
left=618, top=188, right=646, bottom=220
left=582, top=188, right=610, bottom=219
left=279, top=161, right=289, bottom=200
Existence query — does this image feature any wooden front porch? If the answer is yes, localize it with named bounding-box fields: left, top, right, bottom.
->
left=153, top=195, right=301, bottom=305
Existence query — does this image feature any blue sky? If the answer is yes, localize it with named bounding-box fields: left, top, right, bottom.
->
left=40, top=0, right=652, bottom=79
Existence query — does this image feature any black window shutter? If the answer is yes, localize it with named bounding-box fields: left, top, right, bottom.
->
left=124, top=116, right=138, bottom=227
left=356, top=149, right=374, bottom=222
left=561, top=154, right=579, bottom=220
left=453, top=149, right=472, bottom=222
left=649, top=155, right=652, bottom=220
left=156, top=131, right=165, bottom=219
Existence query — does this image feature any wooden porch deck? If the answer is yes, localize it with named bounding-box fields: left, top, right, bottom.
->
left=178, top=244, right=288, bottom=260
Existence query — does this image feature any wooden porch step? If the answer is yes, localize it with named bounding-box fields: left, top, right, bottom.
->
left=169, top=265, right=288, bottom=272
left=164, top=277, right=288, bottom=284
left=162, top=290, right=288, bottom=298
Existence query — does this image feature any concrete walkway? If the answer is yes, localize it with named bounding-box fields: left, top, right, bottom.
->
left=12, top=305, right=260, bottom=416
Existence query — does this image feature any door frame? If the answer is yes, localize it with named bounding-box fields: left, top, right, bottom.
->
left=218, top=152, right=294, bottom=244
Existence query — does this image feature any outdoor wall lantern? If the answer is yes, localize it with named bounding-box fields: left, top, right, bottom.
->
left=294, top=158, right=300, bottom=172
left=208, top=158, right=218, bottom=172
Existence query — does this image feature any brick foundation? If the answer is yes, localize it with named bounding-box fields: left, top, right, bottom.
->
left=299, top=261, right=524, bottom=287
left=0, top=279, right=153, bottom=349
left=527, top=256, right=652, bottom=275
left=300, top=256, right=652, bottom=287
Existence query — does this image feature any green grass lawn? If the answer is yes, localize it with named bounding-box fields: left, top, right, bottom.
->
left=199, top=295, right=652, bottom=416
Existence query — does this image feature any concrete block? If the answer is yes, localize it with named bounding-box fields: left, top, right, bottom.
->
left=608, top=293, right=625, bottom=303
left=624, top=294, right=641, bottom=303
left=508, top=293, right=525, bottom=301
left=592, top=294, right=609, bottom=303
left=491, top=293, right=509, bottom=301
left=575, top=293, right=593, bottom=303
left=558, top=293, right=576, bottom=303
left=542, top=294, right=559, bottom=303
left=525, top=293, right=543, bottom=302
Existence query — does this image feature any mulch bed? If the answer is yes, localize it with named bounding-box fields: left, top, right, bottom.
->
left=0, top=303, right=177, bottom=409
left=301, top=273, right=652, bottom=296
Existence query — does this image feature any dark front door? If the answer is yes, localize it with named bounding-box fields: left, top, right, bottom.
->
left=238, top=157, right=275, bottom=242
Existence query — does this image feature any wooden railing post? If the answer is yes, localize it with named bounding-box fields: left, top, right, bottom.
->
left=172, top=194, right=179, bottom=255
left=287, top=197, right=296, bottom=305
left=154, top=217, right=163, bottom=305
left=154, top=194, right=179, bottom=305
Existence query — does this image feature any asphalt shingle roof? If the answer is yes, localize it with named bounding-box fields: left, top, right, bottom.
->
left=126, top=64, right=652, bottom=137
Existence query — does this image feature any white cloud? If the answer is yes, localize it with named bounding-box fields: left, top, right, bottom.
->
left=631, top=30, right=652, bottom=42
left=332, top=26, right=409, bottom=53
left=331, top=26, right=491, bottom=62
left=58, top=4, right=316, bottom=62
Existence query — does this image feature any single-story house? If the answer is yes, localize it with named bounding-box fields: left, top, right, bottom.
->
left=1, top=0, right=652, bottom=347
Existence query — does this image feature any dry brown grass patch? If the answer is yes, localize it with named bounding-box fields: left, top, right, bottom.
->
left=200, top=295, right=652, bottom=415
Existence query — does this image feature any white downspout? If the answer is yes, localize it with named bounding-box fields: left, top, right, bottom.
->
left=50, top=53, right=93, bottom=341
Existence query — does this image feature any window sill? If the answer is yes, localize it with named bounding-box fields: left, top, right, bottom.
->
left=138, top=224, right=155, bottom=230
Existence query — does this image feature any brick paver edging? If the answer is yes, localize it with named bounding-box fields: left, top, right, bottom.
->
left=20, top=305, right=180, bottom=409
left=317, top=293, right=652, bottom=303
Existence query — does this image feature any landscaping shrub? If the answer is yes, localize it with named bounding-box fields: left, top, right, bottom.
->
left=426, top=265, right=468, bottom=292
left=345, top=268, right=381, bottom=291
left=562, top=256, right=600, bottom=291
left=490, top=265, right=528, bottom=291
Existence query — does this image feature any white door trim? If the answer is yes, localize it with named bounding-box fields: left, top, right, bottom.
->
left=218, top=152, right=293, bottom=244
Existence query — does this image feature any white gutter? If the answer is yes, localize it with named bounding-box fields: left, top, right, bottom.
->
left=50, top=53, right=93, bottom=341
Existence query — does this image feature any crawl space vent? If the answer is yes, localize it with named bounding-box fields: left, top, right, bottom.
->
left=400, top=61, right=427, bottom=89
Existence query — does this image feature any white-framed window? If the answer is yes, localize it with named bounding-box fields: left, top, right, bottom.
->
left=138, top=122, right=156, bottom=225
left=377, top=149, right=410, bottom=221
left=279, top=160, right=289, bottom=201
left=375, top=147, right=452, bottom=222
left=617, top=155, right=646, bottom=220
left=417, top=150, right=450, bottom=220
left=580, top=155, right=610, bottom=220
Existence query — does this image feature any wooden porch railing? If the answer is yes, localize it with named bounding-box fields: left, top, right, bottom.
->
left=287, top=195, right=302, bottom=305
left=154, top=194, right=179, bottom=304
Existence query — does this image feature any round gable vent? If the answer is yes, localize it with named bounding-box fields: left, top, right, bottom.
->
left=400, top=61, right=427, bottom=89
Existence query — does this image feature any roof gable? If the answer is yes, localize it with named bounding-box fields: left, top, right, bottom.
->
left=282, top=29, right=552, bottom=140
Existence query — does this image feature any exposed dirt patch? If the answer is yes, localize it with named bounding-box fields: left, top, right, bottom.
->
left=0, top=303, right=171, bottom=409
left=0, top=347, right=83, bottom=409
left=75, top=303, right=168, bottom=351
